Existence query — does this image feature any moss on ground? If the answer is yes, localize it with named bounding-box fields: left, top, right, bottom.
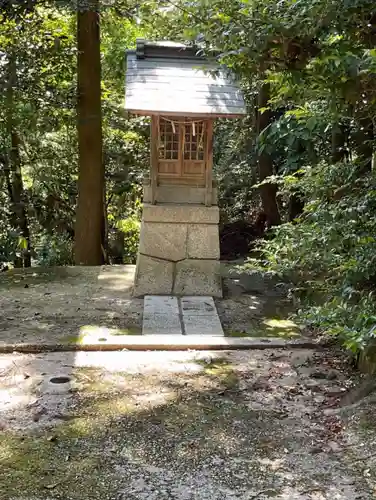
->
left=0, top=428, right=115, bottom=499
left=60, top=333, right=86, bottom=345
left=111, top=326, right=141, bottom=335
left=0, top=368, right=140, bottom=499
left=195, top=357, right=240, bottom=389
left=226, top=317, right=301, bottom=339
left=0, top=359, right=254, bottom=499
left=2, top=361, right=333, bottom=499
left=60, top=326, right=141, bottom=344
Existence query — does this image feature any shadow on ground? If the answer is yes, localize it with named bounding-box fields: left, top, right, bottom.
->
left=0, top=349, right=372, bottom=499
left=0, top=263, right=303, bottom=346
left=219, top=262, right=302, bottom=339
left=0, top=265, right=143, bottom=347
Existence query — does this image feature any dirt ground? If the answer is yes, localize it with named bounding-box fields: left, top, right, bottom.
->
left=0, top=266, right=142, bottom=346
left=1, top=348, right=375, bottom=499
left=0, top=264, right=301, bottom=346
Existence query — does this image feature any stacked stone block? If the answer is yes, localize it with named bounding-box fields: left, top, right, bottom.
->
left=133, top=204, right=222, bottom=297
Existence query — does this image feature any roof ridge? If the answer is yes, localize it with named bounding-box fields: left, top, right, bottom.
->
left=135, top=38, right=204, bottom=61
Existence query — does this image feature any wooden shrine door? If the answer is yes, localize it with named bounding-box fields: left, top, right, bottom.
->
left=156, top=117, right=209, bottom=187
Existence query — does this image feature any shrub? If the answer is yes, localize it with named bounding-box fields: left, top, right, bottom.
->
left=251, top=160, right=376, bottom=352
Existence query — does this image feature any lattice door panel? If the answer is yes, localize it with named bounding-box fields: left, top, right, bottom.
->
left=183, top=121, right=205, bottom=161
left=157, top=118, right=207, bottom=184
left=158, top=119, right=179, bottom=161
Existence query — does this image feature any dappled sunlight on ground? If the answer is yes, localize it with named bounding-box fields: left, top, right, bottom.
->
left=0, top=349, right=373, bottom=499
left=0, top=265, right=143, bottom=346
left=97, top=265, right=136, bottom=291
left=0, top=265, right=371, bottom=498
left=260, top=318, right=301, bottom=338
left=0, top=263, right=306, bottom=346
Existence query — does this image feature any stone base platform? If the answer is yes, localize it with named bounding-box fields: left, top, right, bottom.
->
left=133, top=204, right=222, bottom=297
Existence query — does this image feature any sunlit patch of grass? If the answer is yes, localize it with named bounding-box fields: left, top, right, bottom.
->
left=60, top=333, right=86, bottom=345
left=225, top=318, right=301, bottom=339
left=260, top=318, right=301, bottom=338
left=60, top=325, right=141, bottom=345
left=195, top=358, right=239, bottom=390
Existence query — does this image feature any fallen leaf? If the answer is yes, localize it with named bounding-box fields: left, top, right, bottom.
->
left=44, top=482, right=60, bottom=490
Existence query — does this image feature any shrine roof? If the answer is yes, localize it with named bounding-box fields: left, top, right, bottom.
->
left=124, top=39, right=246, bottom=118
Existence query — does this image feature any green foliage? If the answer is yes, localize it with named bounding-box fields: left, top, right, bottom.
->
left=1, top=0, right=376, bottom=357
left=214, top=119, right=260, bottom=221
left=157, top=0, right=376, bottom=353
left=116, top=218, right=141, bottom=264
left=0, top=4, right=148, bottom=267
left=255, top=161, right=376, bottom=352
left=34, top=232, right=74, bottom=266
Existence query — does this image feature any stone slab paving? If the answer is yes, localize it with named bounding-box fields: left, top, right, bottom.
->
left=181, top=296, right=224, bottom=336
left=142, top=296, right=224, bottom=336
left=142, top=296, right=182, bottom=335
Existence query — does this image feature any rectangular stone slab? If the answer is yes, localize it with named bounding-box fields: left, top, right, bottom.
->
left=181, top=296, right=224, bottom=336
left=181, top=296, right=217, bottom=315
left=142, top=296, right=182, bottom=335
left=142, top=204, right=220, bottom=224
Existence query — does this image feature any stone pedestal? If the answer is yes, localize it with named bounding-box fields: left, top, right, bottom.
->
left=133, top=204, right=222, bottom=297
left=143, top=176, right=218, bottom=205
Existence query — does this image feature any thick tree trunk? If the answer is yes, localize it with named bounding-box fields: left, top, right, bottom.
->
left=257, top=83, right=281, bottom=227
left=6, top=54, right=31, bottom=268
left=75, top=3, right=105, bottom=265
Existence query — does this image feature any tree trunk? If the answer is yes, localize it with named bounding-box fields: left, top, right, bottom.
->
left=257, top=83, right=281, bottom=227
left=75, top=3, right=105, bottom=265
left=353, top=117, right=374, bottom=173
left=332, top=123, right=348, bottom=163
left=288, top=194, right=304, bottom=221
left=6, top=53, right=31, bottom=268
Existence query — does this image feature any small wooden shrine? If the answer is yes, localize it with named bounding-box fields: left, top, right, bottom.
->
left=148, top=115, right=214, bottom=206
left=125, top=39, right=246, bottom=297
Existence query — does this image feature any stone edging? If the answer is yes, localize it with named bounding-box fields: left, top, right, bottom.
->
left=0, top=336, right=320, bottom=353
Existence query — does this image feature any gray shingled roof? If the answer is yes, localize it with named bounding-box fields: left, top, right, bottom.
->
left=124, top=40, right=246, bottom=117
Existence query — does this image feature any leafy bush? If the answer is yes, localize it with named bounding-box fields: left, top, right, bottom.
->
left=0, top=207, right=30, bottom=267
left=116, top=218, right=140, bottom=264
left=34, top=232, right=74, bottom=267
left=252, top=161, right=376, bottom=352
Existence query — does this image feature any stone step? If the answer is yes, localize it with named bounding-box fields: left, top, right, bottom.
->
left=143, top=296, right=182, bottom=335
left=181, top=297, right=224, bottom=336
left=142, top=295, right=224, bottom=336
